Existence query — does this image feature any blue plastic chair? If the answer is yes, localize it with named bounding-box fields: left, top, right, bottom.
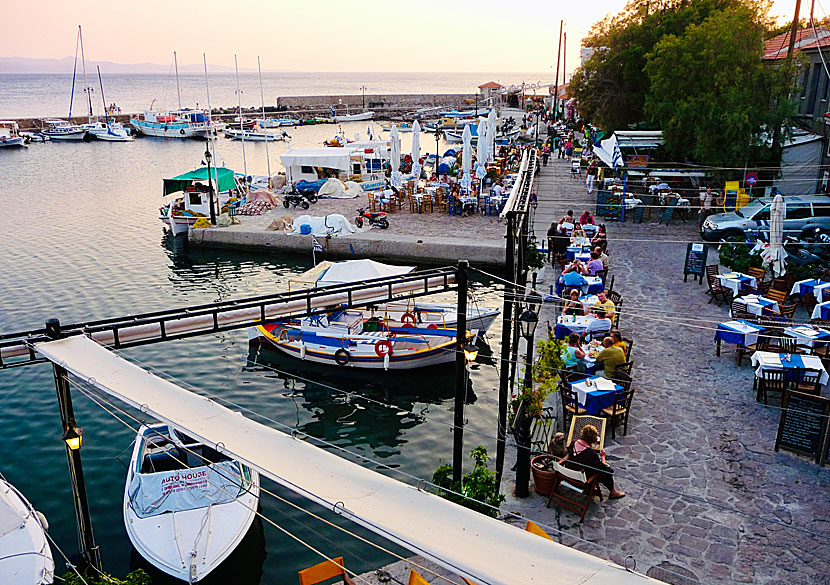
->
left=447, top=195, right=457, bottom=216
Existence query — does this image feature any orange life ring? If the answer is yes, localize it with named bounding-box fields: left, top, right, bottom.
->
left=401, top=312, right=416, bottom=327
left=375, top=340, right=393, bottom=357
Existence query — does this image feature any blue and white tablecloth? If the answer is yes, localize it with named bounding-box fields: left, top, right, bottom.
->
left=554, top=315, right=594, bottom=339
left=791, top=279, right=830, bottom=303
left=566, top=245, right=582, bottom=260
left=715, top=320, right=765, bottom=347
left=751, top=351, right=830, bottom=388
left=556, top=274, right=604, bottom=296
left=718, top=272, right=757, bottom=296
left=732, top=294, right=779, bottom=317
left=783, top=325, right=830, bottom=348
left=811, top=301, right=830, bottom=320
left=571, top=376, right=623, bottom=415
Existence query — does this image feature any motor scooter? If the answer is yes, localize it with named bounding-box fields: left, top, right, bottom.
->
left=355, top=208, right=389, bottom=229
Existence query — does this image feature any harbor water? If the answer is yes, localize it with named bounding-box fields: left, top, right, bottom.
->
left=0, top=121, right=508, bottom=583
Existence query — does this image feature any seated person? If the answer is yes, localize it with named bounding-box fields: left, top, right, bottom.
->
left=579, top=210, right=595, bottom=225
left=563, top=259, right=588, bottom=276
left=581, top=308, right=612, bottom=342
left=611, top=330, right=627, bottom=354
left=595, top=246, right=610, bottom=269
left=590, top=224, right=607, bottom=248
left=558, top=268, right=587, bottom=296
left=584, top=290, right=615, bottom=318
left=561, top=333, right=586, bottom=373
left=562, top=289, right=584, bottom=316
left=595, top=336, right=626, bottom=378
left=586, top=252, right=605, bottom=276
left=571, top=224, right=586, bottom=240
left=557, top=210, right=575, bottom=231
left=564, top=424, right=625, bottom=499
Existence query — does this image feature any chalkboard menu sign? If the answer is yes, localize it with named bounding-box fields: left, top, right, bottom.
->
left=775, top=390, right=830, bottom=466
left=683, top=243, right=708, bottom=283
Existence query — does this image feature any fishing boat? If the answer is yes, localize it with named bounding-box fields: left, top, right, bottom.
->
left=43, top=119, right=88, bottom=141
left=224, top=125, right=289, bottom=142
left=160, top=166, right=241, bottom=235
left=260, top=117, right=297, bottom=128
left=124, top=423, right=260, bottom=583
left=287, top=260, right=500, bottom=333
left=280, top=142, right=390, bottom=189
left=0, top=475, right=54, bottom=584
left=380, top=122, right=414, bottom=133
left=0, top=121, right=27, bottom=147
left=333, top=111, right=374, bottom=122
left=87, top=66, right=133, bottom=141
left=249, top=308, right=476, bottom=370
left=131, top=109, right=213, bottom=138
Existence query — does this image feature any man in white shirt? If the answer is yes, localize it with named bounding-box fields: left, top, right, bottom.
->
left=492, top=181, right=504, bottom=197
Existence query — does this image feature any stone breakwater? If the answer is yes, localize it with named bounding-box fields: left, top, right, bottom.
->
left=10, top=93, right=477, bottom=130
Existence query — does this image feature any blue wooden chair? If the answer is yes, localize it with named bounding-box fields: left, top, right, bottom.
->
left=447, top=195, right=457, bottom=216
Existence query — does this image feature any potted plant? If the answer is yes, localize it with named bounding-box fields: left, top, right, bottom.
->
left=531, top=453, right=557, bottom=496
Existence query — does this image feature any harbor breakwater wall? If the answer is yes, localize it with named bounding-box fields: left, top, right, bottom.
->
left=11, top=93, right=477, bottom=130
left=188, top=229, right=505, bottom=268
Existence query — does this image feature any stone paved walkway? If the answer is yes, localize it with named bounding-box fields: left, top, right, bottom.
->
left=498, top=146, right=830, bottom=584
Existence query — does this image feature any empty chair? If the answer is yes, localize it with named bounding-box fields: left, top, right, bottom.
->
left=777, top=302, right=798, bottom=321
left=601, top=389, right=636, bottom=439
left=610, top=370, right=632, bottom=393
left=731, top=300, right=754, bottom=321
left=560, top=386, right=587, bottom=431
left=766, top=288, right=788, bottom=304
left=757, top=369, right=786, bottom=405
left=706, top=271, right=731, bottom=306
left=791, top=368, right=822, bottom=394
left=745, top=266, right=767, bottom=283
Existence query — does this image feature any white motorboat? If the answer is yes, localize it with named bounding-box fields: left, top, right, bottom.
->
left=88, top=121, right=133, bottom=142
left=124, top=423, right=260, bottom=583
left=286, top=260, right=500, bottom=334
left=260, top=117, right=298, bottom=128
left=0, top=121, right=27, bottom=147
left=160, top=165, right=241, bottom=236
left=0, top=475, right=54, bottom=584
left=249, top=309, right=475, bottom=370
left=224, top=127, right=290, bottom=142
left=43, top=120, right=88, bottom=141
left=333, top=111, right=374, bottom=122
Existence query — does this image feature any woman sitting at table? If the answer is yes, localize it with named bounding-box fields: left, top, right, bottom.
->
left=563, top=258, right=589, bottom=276
left=562, top=289, right=584, bottom=316
left=564, top=425, right=625, bottom=499
left=590, top=224, right=607, bottom=249
left=561, top=333, right=586, bottom=373
left=571, top=224, right=586, bottom=240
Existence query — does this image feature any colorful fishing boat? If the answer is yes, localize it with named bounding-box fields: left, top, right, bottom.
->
left=160, top=166, right=240, bottom=235
left=249, top=308, right=476, bottom=370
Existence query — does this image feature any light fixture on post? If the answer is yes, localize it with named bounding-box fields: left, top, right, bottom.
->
left=463, top=343, right=479, bottom=363
left=434, top=129, right=443, bottom=179
left=204, top=147, right=216, bottom=225
left=63, top=426, right=83, bottom=451
left=518, top=307, right=539, bottom=340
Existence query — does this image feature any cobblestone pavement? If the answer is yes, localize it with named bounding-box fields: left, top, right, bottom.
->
left=499, top=147, right=830, bottom=584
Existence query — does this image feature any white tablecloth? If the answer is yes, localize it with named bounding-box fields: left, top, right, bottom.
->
left=557, top=314, right=594, bottom=332
left=783, top=326, right=830, bottom=348
left=718, top=272, right=757, bottom=296
left=732, top=294, right=779, bottom=316
left=571, top=376, right=618, bottom=406
left=812, top=301, right=830, bottom=320
left=718, top=320, right=763, bottom=347
left=751, top=351, right=830, bottom=387
left=790, top=279, right=830, bottom=303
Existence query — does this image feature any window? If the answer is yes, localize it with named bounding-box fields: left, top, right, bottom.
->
left=752, top=208, right=770, bottom=221
left=813, top=203, right=830, bottom=217
left=785, top=203, right=812, bottom=220
left=300, top=165, right=314, bottom=174
left=188, top=192, right=201, bottom=206
left=808, top=63, right=822, bottom=114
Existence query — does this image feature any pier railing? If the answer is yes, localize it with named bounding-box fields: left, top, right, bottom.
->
left=0, top=266, right=457, bottom=369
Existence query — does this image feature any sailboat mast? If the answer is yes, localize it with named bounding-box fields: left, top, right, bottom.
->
left=68, top=27, right=80, bottom=120
left=78, top=25, right=94, bottom=122
left=174, top=51, right=182, bottom=110
left=97, top=66, right=109, bottom=124
left=258, top=56, right=271, bottom=180
left=234, top=54, right=248, bottom=181
left=203, top=54, right=218, bottom=173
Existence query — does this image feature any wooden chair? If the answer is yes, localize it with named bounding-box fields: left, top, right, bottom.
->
left=791, top=368, right=822, bottom=394
left=757, top=369, right=786, bottom=405
left=778, top=336, right=803, bottom=355
left=612, top=298, right=623, bottom=329
left=546, top=458, right=602, bottom=522
left=746, top=266, right=767, bottom=283
left=610, top=370, right=632, bottom=393
left=777, top=302, right=798, bottom=321
left=407, top=193, right=416, bottom=213
left=615, top=360, right=634, bottom=375
left=601, top=388, right=635, bottom=439
left=622, top=336, right=634, bottom=359
left=566, top=415, right=607, bottom=450
left=595, top=268, right=608, bottom=284
left=706, top=271, right=731, bottom=306
left=607, top=290, right=622, bottom=305
left=437, top=188, right=447, bottom=213
left=367, top=192, right=378, bottom=213
left=731, top=300, right=754, bottom=322
left=560, top=386, right=587, bottom=431
left=766, top=288, right=788, bottom=304
left=298, top=556, right=355, bottom=585
left=606, top=274, right=615, bottom=293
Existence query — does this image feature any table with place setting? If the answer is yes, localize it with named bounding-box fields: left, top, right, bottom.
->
left=751, top=351, right=830, bottom=389
left=783, top=325, right=830, bottom=349
left=731, top=294, right=779, bottom=317
left=566, top=245, right=591, bottom=261
left=715, top=320, right=765, bottom=348
left=811, top=301, right=830, bottom=321
left=554, top=314, right=594, bottom=339
left=570, top=376, right=624, bottom=415
left=718, top=272, right=758, bottom=296
left=789, top=279, right=830, bottom=303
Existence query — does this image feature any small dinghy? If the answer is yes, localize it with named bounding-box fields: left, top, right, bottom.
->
left=0, top=475, right=54, bottom=584
left=124, top=423, right=260, bottom=583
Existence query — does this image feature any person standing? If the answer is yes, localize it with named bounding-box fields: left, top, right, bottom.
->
left=586, top=160, right=598, bottom=194
left=699, top=186, right=714, bottom=228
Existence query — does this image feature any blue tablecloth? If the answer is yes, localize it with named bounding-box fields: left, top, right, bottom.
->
left=715, top=320, right=765, bottom=347
left=571, top=376, right=624, bottom=415
left=794, top=279, right=829, bottom=298
left=812, top=302, right=830, bottom=321
left=566, top=246, right=582, bottom=260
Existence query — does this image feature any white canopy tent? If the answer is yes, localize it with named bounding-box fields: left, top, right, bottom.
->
left=36, top=336, right=660, bottom=585
left=316, top=259, right=415, bottom=287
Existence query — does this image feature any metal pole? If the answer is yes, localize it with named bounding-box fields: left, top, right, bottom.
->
left=362, top=86, right=366, bottom=110
left=174, top=50, right=182, bottom=110
left=514, top=325, right=535, bottom=498
left=207, top=154, right=216, bottom=225
left=45, top=319, right=101, bottom=573
left=553, top=20, right=563, bottom=120
left=258, top=56, right=272, bottom=181
left=495, top=211, right=515, bottom=484
left=452, top=260, right=469, bottom=483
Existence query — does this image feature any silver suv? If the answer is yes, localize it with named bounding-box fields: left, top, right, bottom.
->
left=700, top=195, right=830, bottom=241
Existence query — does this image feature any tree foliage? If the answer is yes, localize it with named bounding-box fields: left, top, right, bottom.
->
left=432, top=446, right=505, bottom=517
left=644, top=5, right=796, bottom=167
left=60, top=569, right=152, bottom=585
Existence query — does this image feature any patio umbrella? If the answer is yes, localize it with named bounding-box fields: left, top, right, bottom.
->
left=761, top=194, right=787, bottom=277
left=390, top=124, right=402, bottom=188
left=487, top=109, right=497, bottom=162
left=460, top=124, right=473, bottom=191
left=411, top=120, right=422, bottom=180
left=475, top=117, right=488, bottom=184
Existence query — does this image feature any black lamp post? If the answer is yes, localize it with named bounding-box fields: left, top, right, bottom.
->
left=361, top=86, right=367, bottom=110
left=434, top=129, right=442, bottom=177
left=534, top=107, right=540, bottom=149
left=514, top=300, right=540, bottom=498
left=205, top=147, right=216, bottom=225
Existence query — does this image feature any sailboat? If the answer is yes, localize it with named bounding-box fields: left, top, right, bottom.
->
left=88, top=66, right=133, bottom=141
left=124, top=423, right=260, bottom=583
left=43, top=26, right=90, bottom=141
left=0, top=474, right=54, bottom=584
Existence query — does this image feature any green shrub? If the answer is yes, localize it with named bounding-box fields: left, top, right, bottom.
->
left=60, top=569, right=151, bottom=585
left=432, top=446, right=505, bottom=517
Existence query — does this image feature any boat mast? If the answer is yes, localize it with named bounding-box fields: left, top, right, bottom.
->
left=257, top=56, right=271, bottom=180
left=174, top=51, right=182, bottom=110
left=96, top=66, right=109, bottom=125
left=234, top=54, right=248, bottom=181
left=203, top=54, right=218, bottom=171
left=68, top=27, right=80, bottom=120
left=78, top=25, right=94, bottom=122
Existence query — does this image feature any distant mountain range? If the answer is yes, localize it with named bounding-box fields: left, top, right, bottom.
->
left=0, top=56, right=256, bottom=74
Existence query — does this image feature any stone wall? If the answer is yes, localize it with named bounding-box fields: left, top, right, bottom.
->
left=276, top=93, right=476, bottom=111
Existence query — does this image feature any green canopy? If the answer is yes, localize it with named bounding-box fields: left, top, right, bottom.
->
left=163, top=167, right=236, bottom=196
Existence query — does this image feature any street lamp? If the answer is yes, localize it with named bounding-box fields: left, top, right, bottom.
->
left=463, top=343, right=479, bottom=363
left=434, top=129, right=442, bottom=178
left=63, top=426, right=83, bottom=451
left=361, top=86, right=367, bottom=111
left=205, top=147, right=216, bottom=225
left=515, top=299, right=540, bottom=498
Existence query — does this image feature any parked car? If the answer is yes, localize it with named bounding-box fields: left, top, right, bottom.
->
left=700, top=195, right=830, bottom=241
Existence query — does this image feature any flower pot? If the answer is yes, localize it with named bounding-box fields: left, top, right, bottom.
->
left=531, top=454, right=557, bottom=496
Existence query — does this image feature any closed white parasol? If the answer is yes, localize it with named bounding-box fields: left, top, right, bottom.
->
left=761, top=194, right=787, bottom=277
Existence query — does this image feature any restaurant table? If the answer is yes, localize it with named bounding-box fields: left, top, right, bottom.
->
left=715, top=320, right=765, bottom=347
left=751, top=351, right=830, bottom=388
left=571, top=236, right=592, bottom=248
left=731, top=294, right=779, bottom=317
left=791, top=279, right=830, bottom=303
left=811, top=301, right=830, bottom=320
left=783, top=325, right=830, bottom=348
left=571, top=376, right=623, bottom=415
left=554, top=314, right=594, bottom=339
left=718, top=272, right=758, bottom=296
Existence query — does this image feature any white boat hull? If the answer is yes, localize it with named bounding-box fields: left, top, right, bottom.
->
left=334, top=112, right=374, bottom=122
left=89, top=122, right=134, bottom=142
left=0, top=478, right=54, bottom=585
left=224, top=129, right=288, bottom=141
left=160, top=214, right=199, bottom=236
left=44, top=129, right=87, bottom=141
left=0, top=137, right=26, bottom=147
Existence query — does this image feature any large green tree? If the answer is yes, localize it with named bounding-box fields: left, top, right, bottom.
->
left=644, top=4, right=796, bottom=167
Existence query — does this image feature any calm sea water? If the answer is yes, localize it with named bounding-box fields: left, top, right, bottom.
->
left=0, top=71, right=549, bottom=118
left=0, top=125, right=506, bottom=583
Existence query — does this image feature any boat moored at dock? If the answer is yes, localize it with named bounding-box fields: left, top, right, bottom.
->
left=0, top=475, right=54, bottom=584
left=131, top=109, right=215, bottom=138
left=0, top=121, right=28, bottom=147
left=160, top=166, right=240, bottom=235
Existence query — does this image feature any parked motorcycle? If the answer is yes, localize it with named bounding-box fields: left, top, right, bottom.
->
left=283, top=192, right=311, bottom=209
left=355, top=208, right=389, bottom=229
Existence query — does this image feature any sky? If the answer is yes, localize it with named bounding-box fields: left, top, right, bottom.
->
left=0, top=0, right=804, bottom=75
